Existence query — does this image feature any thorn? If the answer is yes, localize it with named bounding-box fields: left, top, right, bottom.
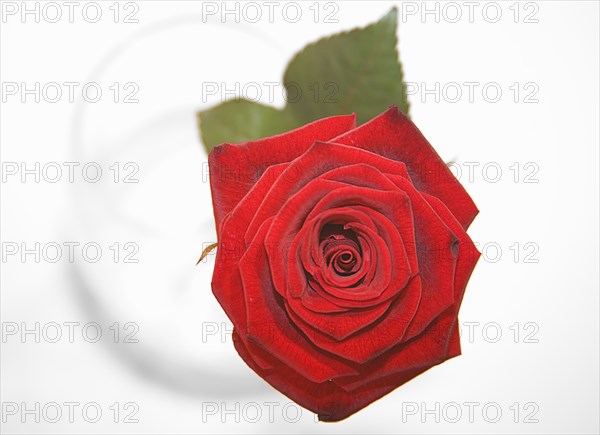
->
left=196, top=243, right=218, bottom=265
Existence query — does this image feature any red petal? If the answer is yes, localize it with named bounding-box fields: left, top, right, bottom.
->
left=211, top=164, right=289, bottom=371
left=332, top=106, right=479, bottom=229
left=422, top=192, right=481, bottom=358
left=240, top=217, right=358, bottom=383
left=334, top=305, right=457, bottom=391
left=334, top=194, right=480, bottom=391
left=245, top=141, right=410, bottom=245
left=232, top=329, right=434, bottom=422
left=209, top=114, right=356, bottom=230
left=285, top=297, right=391, bottom=343
left=387, top=174, right=458, bottom=340
left=286, top=276, right=422, bottom=364
left=211, top=165, right=288, bottom=339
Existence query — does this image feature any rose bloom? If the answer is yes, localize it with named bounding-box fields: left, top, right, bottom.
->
left=207, top=106, right=480, bottom=421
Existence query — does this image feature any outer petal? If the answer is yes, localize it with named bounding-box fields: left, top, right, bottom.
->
left=334, top=305, right=458, bottom=392
left=386, top=174, right=458, bottom=340
left=232, top=329, right=433, bottom=422
left=332, top=106, right=479, bottom=229
left=209, top=114, right=356, bottom=230
left=211, top=164, right=289, bottom=371
left=422, top=192, right=481, bottom=360
left=211, top=165, right=288, bottom=344
left=422, top=193, right=480, bottom=311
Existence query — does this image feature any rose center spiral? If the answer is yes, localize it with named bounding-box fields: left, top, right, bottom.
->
left=319, top=224, right=361, bottom=276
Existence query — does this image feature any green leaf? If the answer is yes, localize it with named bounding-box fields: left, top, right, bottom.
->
left=198, top=100, right=296, bottom=152
left=283, top=8, right=408, bottom=125
left=198, top=8, right=408, bottom=153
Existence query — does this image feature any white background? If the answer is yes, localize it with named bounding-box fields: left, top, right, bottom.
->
left=1, top=0, right=599, bottom=433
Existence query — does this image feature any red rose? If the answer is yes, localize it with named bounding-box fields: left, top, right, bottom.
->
left=208, top=106, right=480, bottom=421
